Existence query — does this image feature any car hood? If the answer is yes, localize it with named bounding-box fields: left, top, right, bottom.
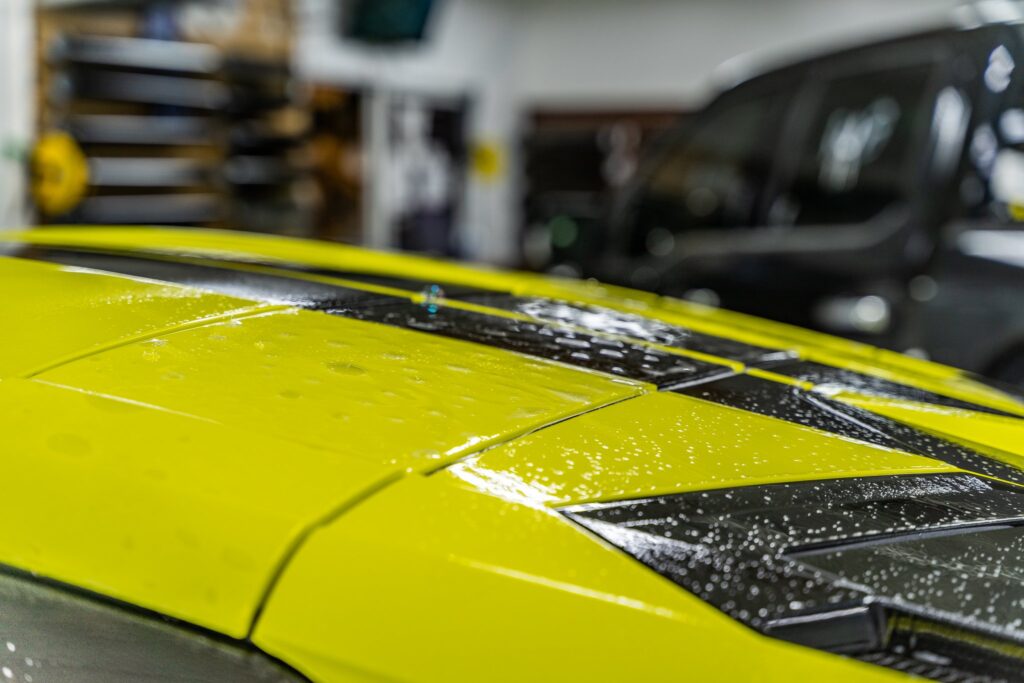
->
left=2, top=227, right=1024, bottom=681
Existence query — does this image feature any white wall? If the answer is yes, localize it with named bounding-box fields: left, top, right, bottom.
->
left=296, top=0, right=524, bottom=263
left=0, top=0, right=34, bottom=229
left=513, top=0, right=965, bottom=109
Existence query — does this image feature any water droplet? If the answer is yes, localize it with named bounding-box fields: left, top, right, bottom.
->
left=421, top=284, right=445, bottom=314
left=326, top=362, right=367, bottom=376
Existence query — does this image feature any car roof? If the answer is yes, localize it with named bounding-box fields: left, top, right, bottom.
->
left=710, top=2, right=1021, bottom=95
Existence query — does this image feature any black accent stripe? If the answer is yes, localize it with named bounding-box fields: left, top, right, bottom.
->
left=279, top=264, right=491, bottom=299
left=0, top=242, right=496, bottom=299
left=8, top=246, right=724, bottom=388
left=14, top=246, right=398, bottom=310
left=563, top=472, right=1024, bottom=681
left=5, top=241, right=791, bottom=367
left=99, top=245, right=791, bottom=368
left=237, top=266, right=793, bottom=368
left=768, top=360, right=1022, bottom=419
left=563, top=472, right=1024, bottom=633
left=676, top=374, right=1024, bottom=485
left=334, top=300, right=731, bottom=388
left=455, top=292, right=792, bottom=366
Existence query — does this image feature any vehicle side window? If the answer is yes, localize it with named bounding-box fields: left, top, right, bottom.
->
left=625, top=89, right=787, bottom=256
left=771, top=63, right=937, bottom=227
left=959, top=44, right=1024, bottom=225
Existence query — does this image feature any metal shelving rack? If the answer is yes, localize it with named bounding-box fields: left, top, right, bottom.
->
left=36, top=0, right=313, bottom=232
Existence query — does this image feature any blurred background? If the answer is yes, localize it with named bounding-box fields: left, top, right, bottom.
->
left=4, top=0, right=1024, bottom=386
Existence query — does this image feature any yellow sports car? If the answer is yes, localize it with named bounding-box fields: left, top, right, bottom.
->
left=1, top=227, right=1023, bottom=682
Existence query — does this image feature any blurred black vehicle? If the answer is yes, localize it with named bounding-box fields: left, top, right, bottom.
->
left=600, top=10, right=1024, bottom=386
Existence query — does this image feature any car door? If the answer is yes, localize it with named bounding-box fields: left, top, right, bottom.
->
left=919, top=25, right=1024, bottom=382
left=754, top=36, right=958, bottom=344
left=603, top=69, right=801, bottom=295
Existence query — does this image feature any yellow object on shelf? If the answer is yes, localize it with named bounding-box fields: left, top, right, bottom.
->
left=31, top=131, right=89, bottom=217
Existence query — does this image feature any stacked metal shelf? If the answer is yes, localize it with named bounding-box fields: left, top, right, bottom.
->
left=42, top=28, right=310, bottom=230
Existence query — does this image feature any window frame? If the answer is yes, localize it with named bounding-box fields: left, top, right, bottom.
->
left=766, top=36, right=956, bottom=234
left=607, top=65, right=807, bottom=260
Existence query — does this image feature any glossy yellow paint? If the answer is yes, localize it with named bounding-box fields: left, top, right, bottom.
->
left=253, top=472, right=907, bottom=683
left=0, top=226, right=1022, bottom=682
left=36, top=307, right=644, bottom=472
left=0, top=377, right=392, bottom=637
left=0, top=255, right=269, bottom=378
left=449, top=391, right=961, bottom=506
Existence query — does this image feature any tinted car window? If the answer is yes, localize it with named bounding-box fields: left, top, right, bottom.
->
left=625, top=88, right=788, bottom=256
left=773, top=63, right=937, bottom=226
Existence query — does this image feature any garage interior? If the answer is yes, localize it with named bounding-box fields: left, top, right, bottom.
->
left=0, top=0, right=961, bottom=267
